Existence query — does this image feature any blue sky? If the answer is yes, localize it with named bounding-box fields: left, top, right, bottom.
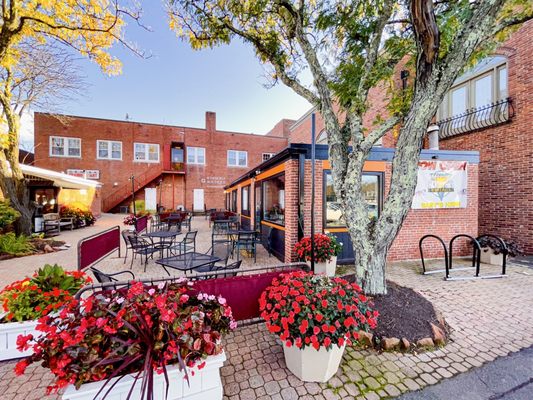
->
left=21, top=2, right=312, bottom=148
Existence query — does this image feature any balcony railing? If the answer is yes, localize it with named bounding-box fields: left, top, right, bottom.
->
left=437, top=97, right=514, bottom=139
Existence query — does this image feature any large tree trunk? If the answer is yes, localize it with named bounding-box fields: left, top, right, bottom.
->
left=353, top=241, right=387, bottom=295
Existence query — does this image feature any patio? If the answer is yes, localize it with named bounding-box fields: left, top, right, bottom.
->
left=1, top=216, right=532, bottom=399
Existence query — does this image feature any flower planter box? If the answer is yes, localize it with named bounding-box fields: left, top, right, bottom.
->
left=480, top=248, right=504, bottom=265
left=282, top=342, right=346, bottom=382
left=62, top=352, right=226, bottom=400
left=0, top=319, right=39, bottom=361
left=310, top=256, right=337, bottom=277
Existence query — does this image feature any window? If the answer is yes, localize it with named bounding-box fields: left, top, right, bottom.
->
left=263, top=174, right=285, bottom=226
left=187, top=147, right=205, bottom=165
left=225, top=192, right=230, bottom=210
left=50, top=136, right=81, bottom=158
left=255, top=184, right=262, bottom=227
left=241, top=185, right=250, bottom=216
left=231, top=190, right=238, bottom=212
left=97, top=140, right=122, bottom=160
left=134, top=143, right=159, bottom=163
left=324, top=171, right=381, bottom=227
left=316, top=130, right=328, bottom=144
left=438, top=56, right=508, bottom=121
left=262, top=153, right=276, bottom=162
left=227, top=150, right=247, bottom=167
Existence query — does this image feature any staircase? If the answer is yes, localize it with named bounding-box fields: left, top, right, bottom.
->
left=102, top=167, right=163, bottom=212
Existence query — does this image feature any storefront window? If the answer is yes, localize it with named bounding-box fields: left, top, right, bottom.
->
left=33, top=188, right=58, bottom=214
left=324, top=171, right=381, bottom=227
left=241, top=185, right=250, bottom=216
left=255, top=184, right=262, bottom=227
left=231, top=190, right=237, bottom=212
left=263, top=174, right=285, bottom=226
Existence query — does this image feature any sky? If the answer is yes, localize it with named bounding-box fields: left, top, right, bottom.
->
left=20, top=2, right=312, bottom=149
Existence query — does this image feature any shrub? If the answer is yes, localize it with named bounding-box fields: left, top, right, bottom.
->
left=16, top=280, right=236, bottom=397
left=0, top=233, right=34, bottom=256
left=123, top=214, right=137, bottom=225
left=134, top=199, right=145, bottom=213
left=477, top=236, right=523, bottom=258
left=0, top=264, right=91, bottom=322
left=60, top=206, right=95, bottom=228
left=0, top=201, right=20, bottom=231
left=294, top=234, right=342, bottom=263
left=260, top=271, right=378, bottom=350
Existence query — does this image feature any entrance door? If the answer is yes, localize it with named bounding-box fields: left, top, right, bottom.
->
left=193, top=189, right=204, bottom=211
left=145, top=188, right=157, bottom=211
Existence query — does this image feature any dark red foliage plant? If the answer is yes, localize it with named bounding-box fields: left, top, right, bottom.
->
left=15, top=279, right=236, bottom=400
left=259, top=271, right=377, bottom=350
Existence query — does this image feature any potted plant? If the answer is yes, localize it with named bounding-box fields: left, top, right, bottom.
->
left=16, top=280, right=236, bottom=400
left=477, top=237, right=523, bottom=265
left=0, top=264, right=91, bottom=361
left=123, top=214, right=137, bottom=230
left=259, top=271, right=377, bottom=382
left=294, top=234, right=342, bottom=276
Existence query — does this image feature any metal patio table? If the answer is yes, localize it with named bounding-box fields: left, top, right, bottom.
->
left=156, top=252, right=221, bottom=275
left=143, top=230, right=181, bottom=256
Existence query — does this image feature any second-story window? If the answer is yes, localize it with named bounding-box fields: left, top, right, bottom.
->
left=97, top=140, right=122, bottom=160
left=187, top=147, right=205, bottom=165
left=50, top=136, right=81, bottom=158
left=134, top=143, right=159, bottom=163
left=228, top=150, right=247, bottom=167
left=262, top=153, right=276, bottom=161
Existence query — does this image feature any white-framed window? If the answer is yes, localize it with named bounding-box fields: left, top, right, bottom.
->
left=134, top=143, right=160, bottom=163
left=437, top=56, right=508, bottom=121
left=97, top=140, right=122, bottom=160
left=262, top=153, right=276, bottom=162
left=227, top=150, right=248, bottom=167
left=50, top=136, right=81, bottom=158
left=187, top=147, right=206, bottom=165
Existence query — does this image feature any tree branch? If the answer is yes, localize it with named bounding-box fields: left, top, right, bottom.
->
left=361, top=115, right=401, bottom=151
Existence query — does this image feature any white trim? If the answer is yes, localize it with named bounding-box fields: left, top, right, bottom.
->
left=187, top=146, right=206, bottom=165
left=227, top=150, right=248, bottom=168
left=133, top=142, right=160, bottom=163
left=49, top=136, right=81, bottom=158
left=96, top=140, right=122, bottom=161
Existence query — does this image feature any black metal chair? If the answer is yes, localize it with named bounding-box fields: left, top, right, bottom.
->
left=193, top=241, right=232, bottom=278
left=121, top=229, right=136, bottom=264
left=150, top=214, right=165, bottom=232
left=234, top=231, right=259, bottom=262
left=181, top=213, right=193, bottom=231
left=215, top=259, right=243, bottom=277
left=127, top=234, right=159, bottom=271
left=228, top=215, right=240, bottom=230
left=168, top=230, right=197, bottom=256
left=90, top=267, right=135, bottom=283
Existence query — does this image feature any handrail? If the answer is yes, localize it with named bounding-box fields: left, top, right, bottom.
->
left=437, top=98, right=514, bottom=139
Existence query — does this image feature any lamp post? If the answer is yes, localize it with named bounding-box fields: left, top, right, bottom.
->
left=310, top=113, right=316, bottom=273
left=129, top=175, right=136, bottom=215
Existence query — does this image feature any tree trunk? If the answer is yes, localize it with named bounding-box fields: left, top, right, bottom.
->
left=353, top=240, right=387, bottom=295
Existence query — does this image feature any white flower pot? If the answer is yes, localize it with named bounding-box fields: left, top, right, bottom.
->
left=282, top=342, right=346, bottom=382
left=480, top=248, right=504, bottom=265
left=312, top=256, right=337, bottom=277
left=62, top=352, right=226, bottom=400
left=0, top=319, right=39, bottom=361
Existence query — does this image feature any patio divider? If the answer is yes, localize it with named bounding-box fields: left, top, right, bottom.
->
left=77, top=225, right=121, bottom=270
left=135, top=215, right=148, bottom=233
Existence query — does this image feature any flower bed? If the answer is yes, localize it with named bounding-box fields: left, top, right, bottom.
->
left=16, top=280, right=235, bottom=400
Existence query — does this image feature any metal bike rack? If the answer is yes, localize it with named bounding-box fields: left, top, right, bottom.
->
left=446, top=234, right=481, bottom=280
left=474, top=234, right=508, bottom=278
left=419, top=235, right=449, bottom=275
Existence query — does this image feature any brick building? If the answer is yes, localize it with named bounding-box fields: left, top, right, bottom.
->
left=33, top=112, right=288, bottom=213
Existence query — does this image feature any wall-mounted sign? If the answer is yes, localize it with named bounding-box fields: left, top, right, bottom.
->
left=66, top=169, right=100, bottom=180
left=200, top=176, right=226, bottom=187
left=412, top=161, right=468, bottom=209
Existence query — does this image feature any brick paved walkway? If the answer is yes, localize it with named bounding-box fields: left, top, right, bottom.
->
left=1, top=255, right=532, bottom=399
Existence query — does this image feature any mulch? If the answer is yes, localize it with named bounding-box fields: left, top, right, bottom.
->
left=370, top=281, right=440, bottom=342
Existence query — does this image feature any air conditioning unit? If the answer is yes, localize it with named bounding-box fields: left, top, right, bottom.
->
left=119, top=206, right=129, bottom=214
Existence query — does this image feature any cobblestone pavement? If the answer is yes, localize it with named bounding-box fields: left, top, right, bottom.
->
left=1, top=234, right=532, bottom=399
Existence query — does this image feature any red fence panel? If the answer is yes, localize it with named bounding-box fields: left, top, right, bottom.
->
left=135, top=215, right=148, bottom=233
left=78, top=226, right=121, bottom=270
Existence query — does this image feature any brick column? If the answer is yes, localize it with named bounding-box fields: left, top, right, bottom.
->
left=303, top=160, right=324, bottom=237
left=284, top=159, right=300, bottom=263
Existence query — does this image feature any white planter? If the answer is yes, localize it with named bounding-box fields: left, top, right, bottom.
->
left=63, top=352, right=226, bottom=400
left=282, top=342, right=346, bottom=382
left=0, top=319, right=39, bottom=361
left=480, top=248, right=504, bottom=265
left=312, top=256, right=337, bottom=277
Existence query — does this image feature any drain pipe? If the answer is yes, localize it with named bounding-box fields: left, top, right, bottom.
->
left=427, top=124, right=440, bottom=150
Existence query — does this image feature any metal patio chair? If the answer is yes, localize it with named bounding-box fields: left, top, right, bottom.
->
left=127, top=234, right=159, bottom=271
left=168, top=230, right=197, bottom=256
left=90, top=267, right=135, bottom=283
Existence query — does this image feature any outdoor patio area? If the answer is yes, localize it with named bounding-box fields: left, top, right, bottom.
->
left=0, top=215, right=532, bottom=400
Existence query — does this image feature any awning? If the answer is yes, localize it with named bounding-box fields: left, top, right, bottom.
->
left=20, top=164, right=102, bottom=190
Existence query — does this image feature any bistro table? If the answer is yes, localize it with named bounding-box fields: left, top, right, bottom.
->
left=143, top=230, right=182, bottom=256
left=156, top=252, right=221, bottom=276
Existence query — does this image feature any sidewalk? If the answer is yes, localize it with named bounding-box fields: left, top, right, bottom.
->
left=397, top=345, right=533, bottom=400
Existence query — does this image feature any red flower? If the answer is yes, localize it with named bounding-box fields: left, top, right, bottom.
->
left=14, top=359, right=29, bottom=376
left=313, top=326, right=320, bottom=335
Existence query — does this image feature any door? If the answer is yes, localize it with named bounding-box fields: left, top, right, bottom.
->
left=193, top=189, right=204, bottom=211
left=145, top=188, right=157, bottom=211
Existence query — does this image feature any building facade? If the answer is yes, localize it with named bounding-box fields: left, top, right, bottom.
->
left=34, top=112, right=288, bottom=213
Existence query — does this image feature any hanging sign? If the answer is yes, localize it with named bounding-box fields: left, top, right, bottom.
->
left=85, top=170, right=100, bottom=180
left=412, top=161, right=468, bottom=209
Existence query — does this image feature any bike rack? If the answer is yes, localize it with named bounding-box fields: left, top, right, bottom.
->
left=419, top=233, right=509, bottom=281
left=419, top=235, right=449, bottom=275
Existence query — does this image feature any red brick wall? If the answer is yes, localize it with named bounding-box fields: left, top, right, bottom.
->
left=284, top=159, right=300, bottom=262
left=34, top=113, right=288, bottom=212
left=439, top=21, right=533, bottom=254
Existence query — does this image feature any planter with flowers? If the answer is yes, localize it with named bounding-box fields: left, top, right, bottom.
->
left=123, top=214, right=137, bottom=231
left=16, top=280, right=235, bottom=400
left=260, top=271, right=377, bottom=382
left=294, top=234, right=342, bottom=276
left=0, top=264, right=91, bottom=361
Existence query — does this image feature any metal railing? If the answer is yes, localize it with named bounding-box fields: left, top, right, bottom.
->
left=437, top=97, right=514, bottom=139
